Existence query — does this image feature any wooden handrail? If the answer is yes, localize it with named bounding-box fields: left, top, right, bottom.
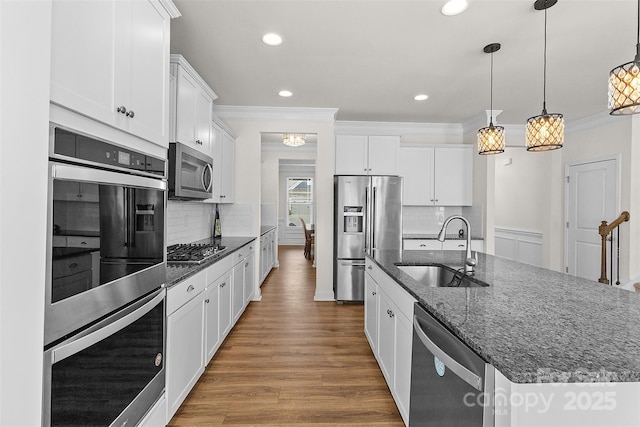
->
left=598, top=211, right=630, bottom=284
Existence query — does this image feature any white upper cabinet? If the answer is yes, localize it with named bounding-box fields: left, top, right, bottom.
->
left=400, top=145, right=472, bottom=206
left=209, top=119, right=235, bottom=203
left=169, top=54, right=217, bottom=155
left=50, top=0, right=173, bottom=147
left=335, top=135, right=400, bottom=175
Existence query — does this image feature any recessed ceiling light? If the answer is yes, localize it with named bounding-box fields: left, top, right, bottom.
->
left=262, top=33, right=283, bottom=46
left=414, top=94, right=429, bottom=101
left=279, top=90, right=293, bottom=97
left=441, top=0, right=469, bottom=16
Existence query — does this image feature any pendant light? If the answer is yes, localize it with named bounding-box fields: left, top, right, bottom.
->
left=526, top=0, right=564, bottom=152
left=609, top=0, right=640, bottom=115
left=477, top=43, right=505, bottom=155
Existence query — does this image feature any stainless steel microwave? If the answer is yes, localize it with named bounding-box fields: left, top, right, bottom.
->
left=168, top=142, right=213, bottom=200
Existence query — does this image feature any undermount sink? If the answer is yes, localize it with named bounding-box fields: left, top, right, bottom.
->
left=396, top=265, right=488, bottom=288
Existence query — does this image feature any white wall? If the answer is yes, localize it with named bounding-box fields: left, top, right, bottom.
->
left=0, top=1, right=52, bottom=424
left=216, top=108, right=336, bottom=301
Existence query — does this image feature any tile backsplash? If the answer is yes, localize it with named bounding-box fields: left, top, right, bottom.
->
left=166, top=201, right=214, bottom=246
left=403, top=205, right=483, bottom=237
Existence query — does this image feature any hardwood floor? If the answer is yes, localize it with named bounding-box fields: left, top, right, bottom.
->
left=168, top=245, right=404, bottom=426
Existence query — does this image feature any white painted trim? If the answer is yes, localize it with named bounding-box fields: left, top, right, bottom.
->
left=400, top=142, right=473, bottom=149
left=335, top=120, right=461, bottom=136
left=158, top=0, right=181, bottom=18
left=211, top=113, right=236, bottom=138
left=314, top=290, right=335, bottom=301
left=565, top=110, right=631, bottom=134
left=213, top=105, right=338, bottom=122
left=494, top=227, right=543, bottom=267
left=170, top=54, right=218, bottom=100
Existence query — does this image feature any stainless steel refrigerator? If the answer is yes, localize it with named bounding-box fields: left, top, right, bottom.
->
left=333, top=175, right=402, bottom=301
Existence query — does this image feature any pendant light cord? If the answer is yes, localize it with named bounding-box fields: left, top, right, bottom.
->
left=490, top=50, right=494, bottom=126
left=636, top=0, right=640, bottom=61
left=542, top=6, right=547, bottom=114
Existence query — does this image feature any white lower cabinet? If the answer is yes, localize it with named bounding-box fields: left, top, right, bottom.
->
left=166, top=241, right=256, bottom=425
left=259, top=229, right=276, bottom=285
left=166, top=270, right=206, bottom=421
left=365, top=257, right=416, bottom=426
left=232, top=256, right=245, bottom=323
left=364, top=271, right=378, bottom=353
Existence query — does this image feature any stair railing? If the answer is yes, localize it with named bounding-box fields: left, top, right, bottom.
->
left=598, top=211, right=630, bottom=284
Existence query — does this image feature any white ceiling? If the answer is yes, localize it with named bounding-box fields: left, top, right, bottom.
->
left=170, top=0, right=637, bottom=125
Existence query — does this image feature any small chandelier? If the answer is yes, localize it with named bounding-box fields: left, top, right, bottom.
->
left=526, top=0, right=564, bottom=152
left=282, top=133, right=306, bottom=147
left=609, top=0, right=640, bottom=115
left=477, top=43, right=505, bottom=155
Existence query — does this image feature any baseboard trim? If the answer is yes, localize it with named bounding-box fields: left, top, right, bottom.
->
left=314, top=290, right=335, bottom=301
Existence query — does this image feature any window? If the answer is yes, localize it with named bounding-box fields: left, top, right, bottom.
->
left=287, top=177, right=313, bottom=227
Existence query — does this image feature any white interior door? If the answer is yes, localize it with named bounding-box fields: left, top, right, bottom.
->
left=566, top=159, right=618, bottom=281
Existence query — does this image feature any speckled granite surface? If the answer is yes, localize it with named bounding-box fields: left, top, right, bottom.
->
left=368, top=249, right=640, bottom=384
left=260, top=225, right=276, bottom=236
left=166, top=236, right=255, bottom=287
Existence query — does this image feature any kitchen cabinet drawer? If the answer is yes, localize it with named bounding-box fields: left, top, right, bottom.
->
left=376, top=268, right=416, bottom=322
left=207, top=256, right=233, bottom=285
left=52, top=253, right=92, bottom=279
left=67, top=236, right=100, bottom=248
left=442, top=240, right=467, bottom=250
left=403, top=239, right=442, bottom=251
left=167, top=270, right=206, bottom=315
left=365, top=257, right=379, bottom=283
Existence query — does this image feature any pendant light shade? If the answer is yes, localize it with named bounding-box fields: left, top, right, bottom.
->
left=526, top=0, right=564, bottom=152
left=608, top=0, right=640, bottom=115
left=478, top=43, right=505, bottom=155
left=282, top=133, right=306, bottom=147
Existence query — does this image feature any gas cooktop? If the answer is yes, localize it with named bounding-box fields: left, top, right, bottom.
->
left=166, top=243, right=226, bottom=264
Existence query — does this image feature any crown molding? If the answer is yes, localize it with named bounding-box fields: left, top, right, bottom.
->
left=335, top=120, right=462, bottom=136
left=565, top=110, right=630, bottom=134
left=170, top=54, right=218, bottom=100
left=211, top=114, right=236, bottom=138
left=159, top=0, right=181, bottom=18
left=213, top=105, right=338, bottom=122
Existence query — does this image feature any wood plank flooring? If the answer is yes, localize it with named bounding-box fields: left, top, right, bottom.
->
left=168, top=245, right=403, bottom=426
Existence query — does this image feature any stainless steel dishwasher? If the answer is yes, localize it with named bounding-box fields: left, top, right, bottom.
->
left=410, top=303, right=494, bottom=426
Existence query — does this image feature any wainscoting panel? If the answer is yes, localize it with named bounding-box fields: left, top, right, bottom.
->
left=494, top=227, right=543, bottom=267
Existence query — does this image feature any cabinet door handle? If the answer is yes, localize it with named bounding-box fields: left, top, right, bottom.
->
left=367, top=265, right=372, bottom=270
left=389, top=310, right=394, bottom=318
left=116, top=106, right=127, bottom=114
left=221, top=282, right=226, bottom=288
left=69, top=263, right=78, bottom=269
left=186, top=285, right=195, bottom=293
left=126, top=110, right=135, bottom=118
left=372, top=291, right=376, bottom=296
left=419, top=244, right=426, bottom=247
left=245, top=263, right=249, bottom=267
left=205, top=299, right=210, bottom=304
left=80, top=241, right=87, bottom=245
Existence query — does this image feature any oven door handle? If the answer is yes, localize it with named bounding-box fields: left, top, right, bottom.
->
left=52, top=163, right=166, bottom=190
left=51, top=290, right=165, bottom=364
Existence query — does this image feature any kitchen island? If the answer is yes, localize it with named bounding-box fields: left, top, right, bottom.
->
left=367, top=249, right=640, bottom=426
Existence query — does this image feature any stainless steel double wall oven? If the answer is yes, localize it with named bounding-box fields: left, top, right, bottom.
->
left=43, top=126, right=167, bottom=426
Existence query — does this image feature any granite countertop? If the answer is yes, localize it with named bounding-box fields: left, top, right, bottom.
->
left=403, top=233, right=483, bottom=240
left=368, top=249, right=640, bottom=384
left=166, top=236, right=255, bottom=287
left=260, top=225, right=276, bottom=236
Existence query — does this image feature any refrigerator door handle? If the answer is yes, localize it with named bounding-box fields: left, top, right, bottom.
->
left=364, top=186, right=370, bottom=253
left=371, top=186, right=377, bottom=250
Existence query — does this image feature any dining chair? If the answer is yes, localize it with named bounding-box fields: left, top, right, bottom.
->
left=300, top=218, right=314, bottom=260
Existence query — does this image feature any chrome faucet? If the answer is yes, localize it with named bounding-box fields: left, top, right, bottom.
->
left=437, top=215, right=476, bottom=275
